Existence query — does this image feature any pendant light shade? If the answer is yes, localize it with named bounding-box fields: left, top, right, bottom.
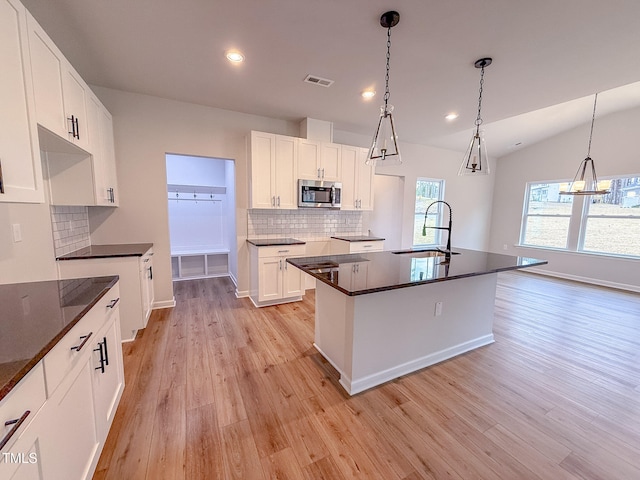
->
left=559, top=94, right=611, bottom=196
left=366, top=11, right=401, bottom=166
left=459, top=58, right=492, bottom=176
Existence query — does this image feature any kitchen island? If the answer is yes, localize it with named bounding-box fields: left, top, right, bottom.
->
left=288, top=248, right=546, bottom=395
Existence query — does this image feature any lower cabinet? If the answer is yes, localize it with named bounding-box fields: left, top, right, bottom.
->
left=0, top=281, right=124, bottom=480
left=57, top=247, right=154, bottom=341
left=330, top=238, right=385, bottom=254
left=248, top=243, right=305, bottom=307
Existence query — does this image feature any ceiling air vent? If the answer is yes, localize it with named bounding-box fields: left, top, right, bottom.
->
left=304, top=74, right=334, bottom=88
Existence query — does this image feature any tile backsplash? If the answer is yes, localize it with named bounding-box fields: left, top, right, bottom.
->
left=248, top=209, right=363, bottom=240
left=51, top=206, right=91, bottom=257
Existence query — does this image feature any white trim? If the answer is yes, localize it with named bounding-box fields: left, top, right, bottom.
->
left=524, top=268, right=640, bottom=293
left=235, top=290, right=249, bottom=298
left=318, top=335, right=495, bottom=396
left=152, top=298, right=177, bottom=309
left=172, top=273, right=229, bottom=281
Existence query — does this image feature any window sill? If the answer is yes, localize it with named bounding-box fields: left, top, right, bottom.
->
left=515, top=244, right=640, bottom=261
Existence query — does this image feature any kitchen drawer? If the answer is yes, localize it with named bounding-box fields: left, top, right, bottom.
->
left=43, top=283, right=120, bottom=396
left=350, top=241, right=384, bottom=253
left=257, top=244, right=306, bottom=259
left=0, top=362, right=46, bottom=452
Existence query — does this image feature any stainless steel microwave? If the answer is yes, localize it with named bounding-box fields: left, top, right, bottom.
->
left=298, top=180, right=342, bottom=208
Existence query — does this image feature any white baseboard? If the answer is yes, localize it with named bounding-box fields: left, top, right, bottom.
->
left=152, top=297, right=176, bottom=309
left=236, top=289, right=249, bottom=299
left=524, top=268, right=640, bottom=293
left=317, top=335, right=495, bottom=396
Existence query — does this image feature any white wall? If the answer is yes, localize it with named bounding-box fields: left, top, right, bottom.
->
left=0, top=200, right=57, bottom=284
left=88, top=87, right=300, bottom=304
left=490, top=106, right=640, bottom=291
left=335, top=130, right=496, bottom=251
left=225, top=159, right=237, bottom=285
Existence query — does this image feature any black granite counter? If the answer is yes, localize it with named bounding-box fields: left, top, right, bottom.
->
left=331, top=235, right=385, bottom=242
left=247, top=238, right=306, bottom=246
left=287, top=248, right=547, bottom=296
left=57, top=243, right=153, bottom=260
left=0, top=276, right=119, bottom=401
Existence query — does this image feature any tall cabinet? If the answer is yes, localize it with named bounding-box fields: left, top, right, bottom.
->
left=0, top=0, right=44, bottom=204
left=249, top=131, right=297, bottom=209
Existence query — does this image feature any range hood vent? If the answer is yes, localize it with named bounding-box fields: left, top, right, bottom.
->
left=303, top=74, right=334, bottom=88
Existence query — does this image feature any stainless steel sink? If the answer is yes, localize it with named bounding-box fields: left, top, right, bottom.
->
left=391, top=249, right=460, bottom=258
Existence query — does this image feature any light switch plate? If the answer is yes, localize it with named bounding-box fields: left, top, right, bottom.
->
left=12, top=223, right=22, bottom=243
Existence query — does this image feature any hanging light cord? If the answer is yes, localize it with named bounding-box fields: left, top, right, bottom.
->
left=475, top=64, right=486, bottom=134
left=383, top=26, right=391, bottom=111
left=586, top=93, right=598, bottom=158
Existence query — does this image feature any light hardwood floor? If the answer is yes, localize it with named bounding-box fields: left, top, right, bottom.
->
left=94, top=272, right=640, bottom=479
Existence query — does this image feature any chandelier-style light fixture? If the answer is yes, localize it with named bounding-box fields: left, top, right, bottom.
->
left=459, top=57, right=492, bottom=176
left=559, top=93, right=611, bottom=196
left=366, top=11, right=401, bottom=166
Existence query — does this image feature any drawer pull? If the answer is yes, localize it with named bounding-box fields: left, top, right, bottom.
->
left=94, top=337, right=108, bottom=373
left=0, top=410, right=30, bottom=451
left=278, top=250, right=290, bottom=253
left=107, top=298, right=120, bottom=309
left=70, top=332, right=93, bottom=352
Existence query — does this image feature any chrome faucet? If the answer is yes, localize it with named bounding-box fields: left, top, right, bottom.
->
left=422, top=201, right=453, bottom=258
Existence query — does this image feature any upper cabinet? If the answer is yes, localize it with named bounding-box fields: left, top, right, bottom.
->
left=0, top=0, right=44, bottom=203
left=23, top=6, right=119, bottom=207
left=88, top=93, right=119, bottom=205
left=297, top=139, right=341, bottom=182
left=249, top=131, right=297, bottom=209
left=28, top=14, right=90, bottom=151
left=340, top=145, right=374, bottom=211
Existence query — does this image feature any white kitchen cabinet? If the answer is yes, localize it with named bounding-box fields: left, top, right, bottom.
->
left=0, top=0, right=44, bottom=204
left=1, top=280, right=123, bottom=480
left=39, top=361, right=99, bottom=480
left=330, top=238, right=384, bottom=254
left=28, top=13, right=90, bottom=151
left=57, top=247, right=154, bottom=341
left=340, top=145, right=374, bottom=211
left=249, top=131, right=297, bottom=209
left=297, top=139, right=341, bottom=182
left=338, top=262, right=370, bottom=291
left=248, top=243, right=305, bottom=307
left=91, top=310, right=124, bottom=442
left=88, top=93, right=119, bottom=206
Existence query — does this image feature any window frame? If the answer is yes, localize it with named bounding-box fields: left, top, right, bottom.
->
left=519, top=175, right=640, bottom=259
left=413, top=178, right=445, bottom=247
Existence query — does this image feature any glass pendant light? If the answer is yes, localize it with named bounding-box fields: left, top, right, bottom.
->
left=366, top=11, right=401, bottom=166
left=559, top=93, right=611, bottom=196
left=459, top=58, right=492, bottom=176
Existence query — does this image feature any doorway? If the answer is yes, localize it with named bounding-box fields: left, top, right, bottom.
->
left=165, top=154, right=236, bottom=281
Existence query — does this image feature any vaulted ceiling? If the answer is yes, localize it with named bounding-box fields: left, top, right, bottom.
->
left=22, top=0, right=640, bottom=156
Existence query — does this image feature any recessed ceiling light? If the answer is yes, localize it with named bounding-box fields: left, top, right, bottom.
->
left=226, top=51, right=244, bottom=63
left=445, top=113, right=459, bottom=121
left=362, top=90, right=376, bottom=99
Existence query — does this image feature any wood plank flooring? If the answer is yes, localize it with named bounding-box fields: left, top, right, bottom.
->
left=94, top=272, right=640, bottom=479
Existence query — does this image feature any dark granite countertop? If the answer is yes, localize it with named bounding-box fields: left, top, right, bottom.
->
left=57, top=243, right=153, bottom=260
left=287, top=248, right=547, bottom=296
left=247, top=238, right=306, bottom=246
left=331, top=235, right=385, bottom=242
left=0, top=276, right=119, bottom=401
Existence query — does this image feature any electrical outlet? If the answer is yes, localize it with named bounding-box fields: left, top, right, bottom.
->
left=503, top=244, right=508, bottom=251
left=434, top=301, right=443, bottom=316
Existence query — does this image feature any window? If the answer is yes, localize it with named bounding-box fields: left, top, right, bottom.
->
left=521, top=183, right=574, bottom=248
left=520, top=175, right=640, bottom=258
left=413, top=179, right=445, bottom=246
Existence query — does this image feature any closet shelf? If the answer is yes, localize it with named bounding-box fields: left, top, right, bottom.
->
left=167, top=184, right=226, bottom=194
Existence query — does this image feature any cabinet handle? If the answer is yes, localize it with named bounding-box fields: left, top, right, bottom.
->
left=272, top=196, right=275, bottom=206
left=277, top=249, right=289, bottom=253
left=0, top=158, right=4, bottom=194
left=68, top=115, right=76, bottom=138
left=279, top=259, right=283, bottom=270
left=107, top=298, right=120, bottom=309
left=102, top=336, right=109, bottom=366
left=0, top=411, right=30, bottom=452
left=322, top=168, right=325, bottom=178
left=70, top=332, right=92, bottom=352
left=317, top=168, right=321, bottom=179
left=74, top=116, right=80, bottom=139
left=149, top=266, right=153, bottom=280
left=363, top=245, right=372, bottom=248
left=94, top=340, right=105, bottom=373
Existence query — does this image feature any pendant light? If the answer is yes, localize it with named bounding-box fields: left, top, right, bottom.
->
left=459, top=58, right=492, bottom=176
left=366, top=11, right=401, bottom=166
left=559, top=93, right=611, bottom=196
